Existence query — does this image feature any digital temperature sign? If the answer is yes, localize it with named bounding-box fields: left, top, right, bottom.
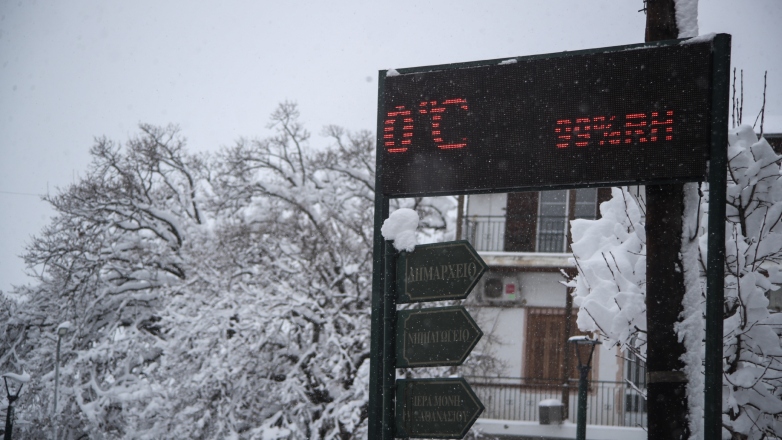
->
left=379, top=37, right=726, bottom=197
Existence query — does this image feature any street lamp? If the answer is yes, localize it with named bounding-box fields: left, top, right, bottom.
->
left=568, top=335, right=601, bottom=440
left=2, top=371, right=30, bottom=440
left=53, top=321, right=71, bottom=440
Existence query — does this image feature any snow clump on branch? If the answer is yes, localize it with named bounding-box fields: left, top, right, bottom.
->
left=569, top=125, right=782, bottom=439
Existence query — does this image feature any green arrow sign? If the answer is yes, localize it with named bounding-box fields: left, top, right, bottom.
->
left=395, top=378, right=484, bottom=439
left=396, top=240, right=487, bottom=303
left=396, top=306, right=482, bottom=368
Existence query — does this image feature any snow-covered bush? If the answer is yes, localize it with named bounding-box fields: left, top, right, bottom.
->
left=570, top=125, right=782, bottom=439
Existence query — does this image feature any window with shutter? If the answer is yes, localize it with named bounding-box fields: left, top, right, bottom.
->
left=524, top=308, right=592, bottom=381
left=537, top=190, right=568, bottom=252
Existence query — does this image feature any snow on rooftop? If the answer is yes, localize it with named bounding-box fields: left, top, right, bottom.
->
left=386, top=69, right=400, bottom=77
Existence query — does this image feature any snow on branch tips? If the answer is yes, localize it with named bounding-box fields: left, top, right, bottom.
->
left=0, top=105, right=468, bottom=439
left=382, top=208, right=419, bottom=252
left=571, top=124, right=782, bottom=439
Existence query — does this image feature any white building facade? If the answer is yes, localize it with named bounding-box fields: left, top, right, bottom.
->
left=462, top=189, right=648, bottom=437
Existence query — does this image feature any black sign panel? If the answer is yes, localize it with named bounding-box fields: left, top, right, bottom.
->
left=396, top=240, right=487, bottom=304
left=396, top=306, right=483, bottom=368
left=380, top=37, right=721, bottom=196
left=395, top=378, right=484, bottom=439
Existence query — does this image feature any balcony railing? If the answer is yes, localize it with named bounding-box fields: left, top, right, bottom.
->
left=464, top=215, right=596, bottom=253
left=464, top=215, right=569, bottom=253
left=464, top=215, right=507, bottom=252
left=467, top=377, right=647, bottom=428
left=537, top=216, right=568, bottom=253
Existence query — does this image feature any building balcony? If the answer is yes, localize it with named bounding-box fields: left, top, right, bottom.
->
left=464, top=214, right=594, bottom=254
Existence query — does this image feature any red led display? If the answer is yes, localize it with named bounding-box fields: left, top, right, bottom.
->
left=555, top=111, right=674, bottom=148
left=384, top=99, right=469, bottom=153
left=380, top=38, right=720, bottom=196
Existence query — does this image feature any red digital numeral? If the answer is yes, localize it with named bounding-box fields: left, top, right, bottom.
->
left=384, top=106, right=412, bottom=153
left=385, top=98, right=468, bottom=153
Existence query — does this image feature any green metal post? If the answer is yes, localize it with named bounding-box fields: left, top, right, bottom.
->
left=576, top=365, right=589, bottom=440
left=570, top=339, right=597, bottom=440
left=382, top=243, right=397, bottom=440
left=368, top=70, right=390, bottom=439
left=704, top=33, right=731, bottom=440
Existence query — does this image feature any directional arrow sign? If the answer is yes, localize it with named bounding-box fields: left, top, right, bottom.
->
left=396, top=306, right=482, bottom=368
left=396, top=240, right=487, bottom=303
left=395, top=378, right=484, bottom=439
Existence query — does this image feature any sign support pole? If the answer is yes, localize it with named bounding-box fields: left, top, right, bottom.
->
left=368, top=192, right=389, bottom=439
left=644, top=4, right=690, bottom=435
left=645, top=183, right=689, bottom=438
left=704, top=33, right=731, bottom=440
left=382, top=241, right=397, bottom=440
left=368, top=70, right=390, bottom=440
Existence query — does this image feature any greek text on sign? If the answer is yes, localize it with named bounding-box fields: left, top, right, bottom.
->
left=406, top=262, right=479, bottom=283
left=396, top=240, right=487, bottom=304
left=395, top=378, right=484, bottom=439
left=396, top=306, right=483, bottom=368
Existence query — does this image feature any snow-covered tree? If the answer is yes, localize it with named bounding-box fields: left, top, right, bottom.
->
left=0, top=124, right=207, bottom=438
left=570, top=125, right=782, bottom=439
left=190, top=102, right=378, bottom=439
left=0, top=103, right=463, bottom=439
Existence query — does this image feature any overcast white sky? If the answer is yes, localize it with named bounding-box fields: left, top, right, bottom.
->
left=1, top=0, right=780, bottom=293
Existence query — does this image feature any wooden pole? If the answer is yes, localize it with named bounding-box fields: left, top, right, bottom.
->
left=644, top=1, right=690, bottom=439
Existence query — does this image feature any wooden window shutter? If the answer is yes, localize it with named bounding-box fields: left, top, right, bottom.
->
left=524, top=308, right=590, bottom=381
left=504, top=191, right=538, bottom=252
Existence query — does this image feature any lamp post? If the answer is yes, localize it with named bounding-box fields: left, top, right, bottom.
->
left=53, top=322, right=70, bottom=440
left=568, top=335, right=601, bottom=440
left=3, top=371, right=30, bottom=440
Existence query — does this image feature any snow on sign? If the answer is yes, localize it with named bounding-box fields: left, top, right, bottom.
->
left=379, top=36, right=727, bottom=197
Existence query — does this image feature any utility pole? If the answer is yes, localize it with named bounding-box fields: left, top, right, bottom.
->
left=644, top=1, right=690, bottom=439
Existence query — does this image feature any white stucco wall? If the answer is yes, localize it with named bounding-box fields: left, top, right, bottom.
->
left=595, top=342, right=621, bottom=383
left=472, top=307, right=525, bottom=376
left=472, top=269, right=621, bottom=382
left=473, top=305, right=622, bottom=382
left=520, top=271, right=567, bottom=307
left=467, top=193, right=507, bottom=216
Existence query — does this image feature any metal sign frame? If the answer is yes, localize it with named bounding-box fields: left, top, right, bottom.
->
left=369, top=34, right=730, bottom=439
